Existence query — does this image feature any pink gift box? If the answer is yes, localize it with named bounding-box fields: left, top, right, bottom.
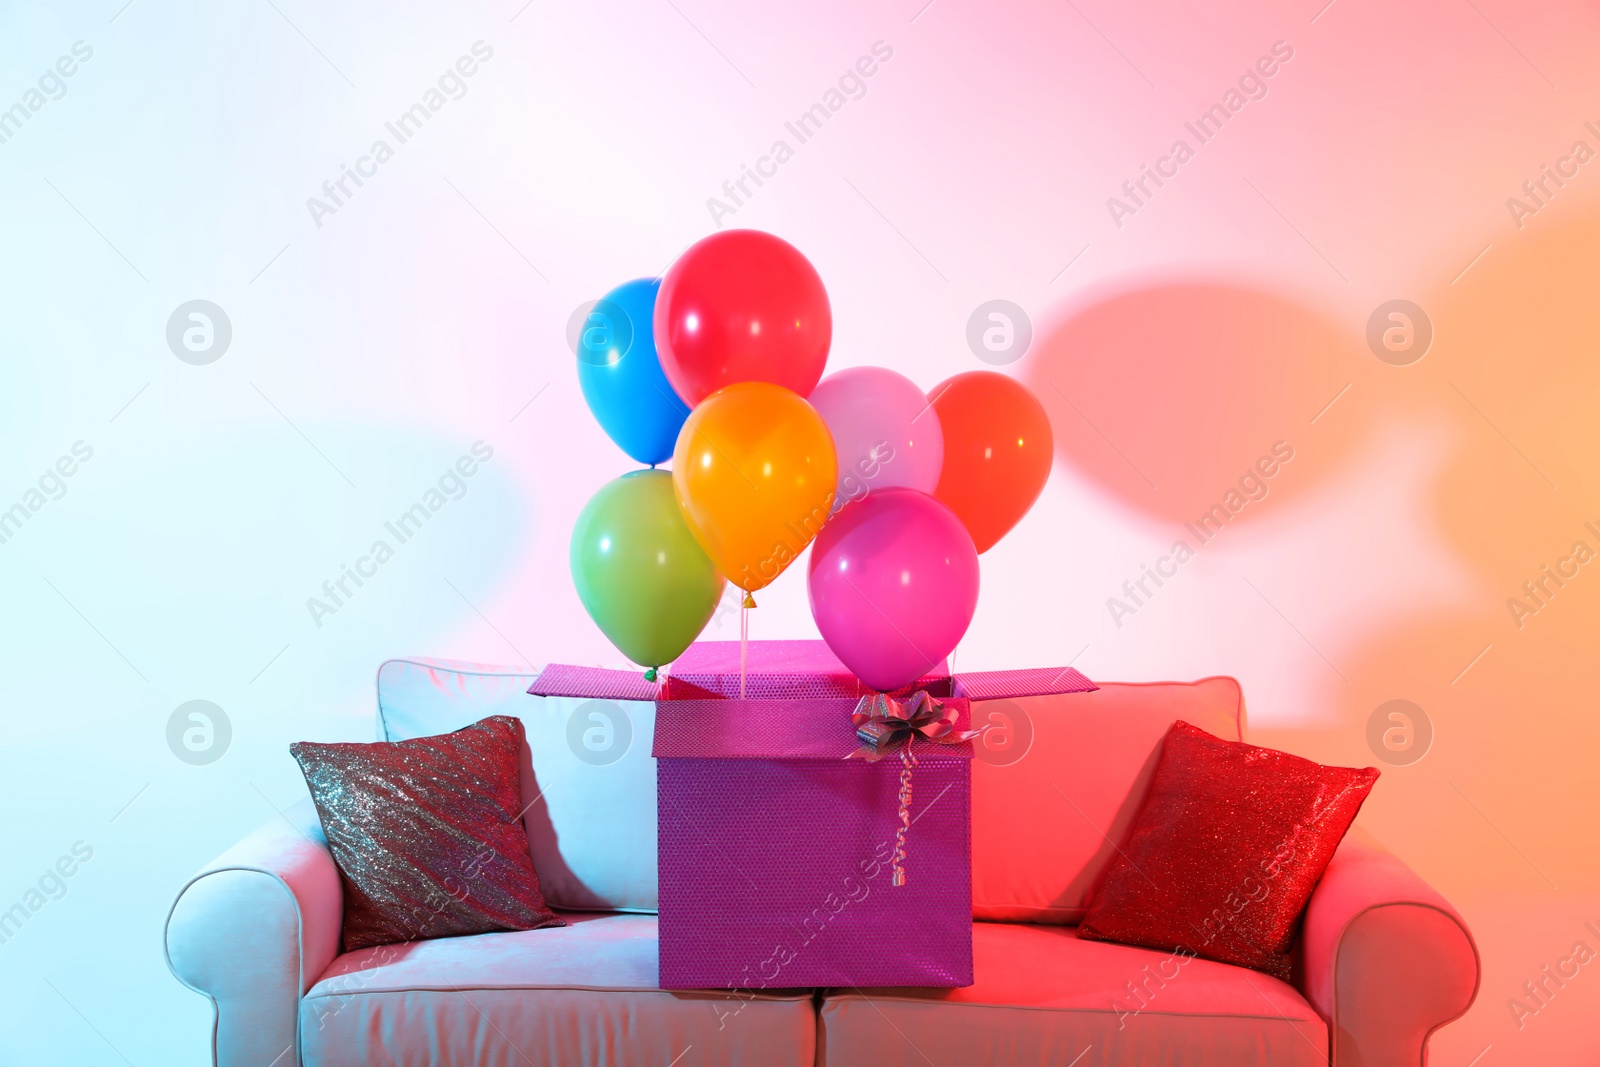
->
left=527, top=640, right=1096, bottom=989
left=654, top=695, right=975, bottom=989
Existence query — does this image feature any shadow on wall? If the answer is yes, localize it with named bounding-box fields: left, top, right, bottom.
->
left=1022, top=215, right=1600, bottom=1058
left=1330, top=208, right=1600, bottom=889
left=1017, top=211, right=1600, bottom=921
left=1021, top=282, right=1375, bottom=526
left=1316, top=209, right=1600, bottom=1063
left=1019, top=234, right=1600, bottom=751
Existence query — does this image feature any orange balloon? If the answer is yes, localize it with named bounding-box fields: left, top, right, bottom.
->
left=928, top=371, right=1054, bottom=553
left=673, top=382, right=838, bottom=594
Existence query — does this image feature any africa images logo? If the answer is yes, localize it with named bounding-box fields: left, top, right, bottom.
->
left=706, top=41, right=894, bottom=226
left=305, top=442, right=494, bottom=627
left=305, top=42, right=495, bottom=229
left=0, top=40, right=94, bottom=148
left=1105, top=40, right=1294, bottom=229
left=1107, top=442, right=1295, bottom=628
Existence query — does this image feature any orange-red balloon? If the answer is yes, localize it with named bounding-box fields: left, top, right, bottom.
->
left=673, top=382, right=838, bottom=594
left=928, top=371, right=1053, bottom=553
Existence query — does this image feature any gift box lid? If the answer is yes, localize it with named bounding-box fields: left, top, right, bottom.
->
left=527, top=640, right=1097, bottom=701
left=652, top=697, right=975, bottom=761
left=952, top=665, right=1097, bottom=700
left=661, top=640, right=949, bottom=700
left=526, top=663, right=661, bottom=700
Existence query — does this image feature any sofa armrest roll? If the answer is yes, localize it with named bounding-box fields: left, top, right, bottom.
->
left=165, top=800, right=343, bottom=1067
left=1300, top=826, right=1479, bottom=1067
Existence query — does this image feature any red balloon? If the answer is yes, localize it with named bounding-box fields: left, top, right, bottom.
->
left=928, top=371, right=1054, bottom=553
left=654, top=230, right=831, bottom=406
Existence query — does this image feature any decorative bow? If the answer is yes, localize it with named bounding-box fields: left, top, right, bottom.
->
left=844, top=691, right=988, bottom=887
left=845, top=691, right=986, bottom=762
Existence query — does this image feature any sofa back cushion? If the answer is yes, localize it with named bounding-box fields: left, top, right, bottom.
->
left=376, top=658, right=658, bottom=913
left=970, top=678, right=1244, bottom=924
left=376, top=660, right=1243, bottom=922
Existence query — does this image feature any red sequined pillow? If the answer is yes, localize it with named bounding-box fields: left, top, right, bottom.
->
left=1078, top=720, right=1378, bottom=979
left=291, top=715, right=564, bottom=952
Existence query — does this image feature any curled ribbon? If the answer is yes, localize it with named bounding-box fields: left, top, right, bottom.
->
left=845, top=691, right=988, bottom=887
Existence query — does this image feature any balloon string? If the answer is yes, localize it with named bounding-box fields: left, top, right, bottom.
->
left=739, top=601, right=749, bottom=700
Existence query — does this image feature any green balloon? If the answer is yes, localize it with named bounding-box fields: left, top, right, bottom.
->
left=570, top=469, right=725, bottom=670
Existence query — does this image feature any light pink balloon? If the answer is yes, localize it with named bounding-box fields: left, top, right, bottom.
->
left=807, top=488, right=979, bottom=692
left=808, top=367, right=944, bottom=512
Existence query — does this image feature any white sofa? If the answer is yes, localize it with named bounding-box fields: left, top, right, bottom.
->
left=166, top=657, right=1478, bottom=1066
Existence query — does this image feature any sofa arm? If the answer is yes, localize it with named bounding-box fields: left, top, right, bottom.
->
left=1301, top=826, right=1478, bottom=1066
left=165, top=799, right=343, bottom=1067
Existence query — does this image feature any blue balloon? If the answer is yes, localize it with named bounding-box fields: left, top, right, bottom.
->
left=576, top=278, right=690, bottom=466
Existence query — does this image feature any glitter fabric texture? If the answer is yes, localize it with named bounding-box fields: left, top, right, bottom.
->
left=1078, top=720, right=1378, bottom=979
left=290, top=715, right=563, bottom=952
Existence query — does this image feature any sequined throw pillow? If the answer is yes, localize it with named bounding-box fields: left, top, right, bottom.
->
left=1078, top=720, right=1378, bottom=979
left=291, top=715, right=564, bottom=952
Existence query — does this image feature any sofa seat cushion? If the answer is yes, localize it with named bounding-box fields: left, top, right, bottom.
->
left=300, top=913, right=815, bottom=1067
left=818, top=922, right=1326, bottom=1067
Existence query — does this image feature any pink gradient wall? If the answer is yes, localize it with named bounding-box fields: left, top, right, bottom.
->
left=4, top=0, right=1599, bottom=1061
left=524, top=4, right=1600, bottom=1059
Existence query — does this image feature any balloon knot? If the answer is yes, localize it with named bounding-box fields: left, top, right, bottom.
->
left=643, top=667, right=658, bottom=682
left=742, top=591, right=757, bottom=609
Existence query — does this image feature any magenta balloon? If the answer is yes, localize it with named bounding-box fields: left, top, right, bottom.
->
left=808, top=367, right=944, bottom=510
left=807, top=488, right=979, bottom=692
